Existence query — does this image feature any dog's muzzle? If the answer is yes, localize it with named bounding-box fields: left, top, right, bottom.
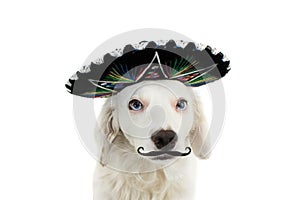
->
left=137, top=129, right=191, bottom=157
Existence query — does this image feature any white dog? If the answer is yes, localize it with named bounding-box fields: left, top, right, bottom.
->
left=93, top=79, right=209, bottom=200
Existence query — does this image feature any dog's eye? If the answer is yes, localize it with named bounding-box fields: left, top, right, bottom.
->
left=176, top=99, right=187, bottom=111
left=128, top=99, right=143, bottom=111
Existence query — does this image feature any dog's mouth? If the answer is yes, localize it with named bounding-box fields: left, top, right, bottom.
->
left=137, top=147, right=191, bottom=160
left=151, top=155, right=174, bottom=160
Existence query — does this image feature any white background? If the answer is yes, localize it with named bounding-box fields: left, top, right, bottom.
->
left=0, top=0, right=299, bottom=199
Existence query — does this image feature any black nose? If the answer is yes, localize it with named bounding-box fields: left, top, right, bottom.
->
left=151, top=130, right=178, bottom=150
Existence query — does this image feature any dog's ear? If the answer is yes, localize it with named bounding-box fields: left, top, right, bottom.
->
left=189, top=95, right=211, bottom=159
left=95, top=97, right=120, bottom=165
left=98, top=97, right=120, bottom=143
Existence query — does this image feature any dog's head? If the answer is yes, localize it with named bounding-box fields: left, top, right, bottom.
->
left=96, top=80, right=209, bottom=169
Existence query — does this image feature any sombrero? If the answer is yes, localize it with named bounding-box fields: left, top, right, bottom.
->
left=65, top=40, right=230, bottom=98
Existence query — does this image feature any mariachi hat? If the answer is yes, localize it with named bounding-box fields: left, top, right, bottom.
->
left=65, top=40, right=230, bottom=98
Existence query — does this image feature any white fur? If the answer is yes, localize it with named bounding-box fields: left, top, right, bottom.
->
left=93, top=80, right=208, bottom=200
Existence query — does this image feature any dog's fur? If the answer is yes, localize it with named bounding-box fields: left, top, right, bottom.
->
left=93, top=80, right=209, bottom=200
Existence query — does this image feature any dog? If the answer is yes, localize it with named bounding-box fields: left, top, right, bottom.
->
left=93, top=79, right=209, bottom=200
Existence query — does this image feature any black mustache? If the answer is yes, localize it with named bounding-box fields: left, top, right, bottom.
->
left=137, top=147, right=191, bottom=157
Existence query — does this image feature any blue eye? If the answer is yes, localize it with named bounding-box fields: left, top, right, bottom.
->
left=128, top=99, right=143, bottom=111
left=176, top=99, right=187, bottom=111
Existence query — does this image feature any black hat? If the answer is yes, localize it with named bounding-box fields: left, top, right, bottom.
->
left=65, top=40, right=230, bottom=98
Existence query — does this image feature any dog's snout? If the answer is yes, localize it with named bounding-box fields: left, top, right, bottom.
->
left=151, top=130, right=177, bottom=150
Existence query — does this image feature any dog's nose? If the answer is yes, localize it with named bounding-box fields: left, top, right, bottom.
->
left=151, top=130, right=178, bottom=150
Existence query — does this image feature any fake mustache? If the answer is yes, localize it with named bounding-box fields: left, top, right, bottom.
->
left=137, top=147, right=191, bottom=157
